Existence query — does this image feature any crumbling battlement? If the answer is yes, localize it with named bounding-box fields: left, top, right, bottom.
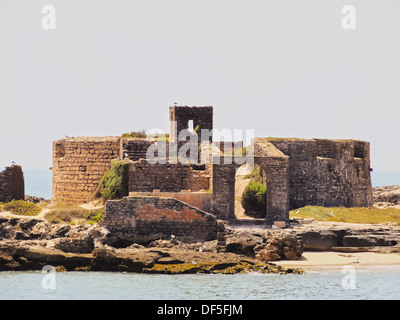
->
left=0, top=165, right=25, bottom=203
left=169, top=106, right=213, bottom=143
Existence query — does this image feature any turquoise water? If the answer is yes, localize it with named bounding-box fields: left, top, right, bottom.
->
left=24, top=169, right=52, bottom=200
left=0, top=267, right=400, bottom=300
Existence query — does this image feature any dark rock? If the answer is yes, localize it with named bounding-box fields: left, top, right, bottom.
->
left=53, top=225, right=71, bottom=238
left=156, top=257, right=184, bottom=265
left=296, top=230, right=338, bottom=251
left=343, top=235, right=393, bottom=247
left=18, top=219, right=40, bottom=232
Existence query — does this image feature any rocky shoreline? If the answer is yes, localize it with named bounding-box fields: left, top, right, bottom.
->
left=2, top=185, right=400, bottom=275
left=373, top=185, right=400, bottom=209
left=0, top=216, right=304, bottom=274
left=290, top=221, right=400, bottom=252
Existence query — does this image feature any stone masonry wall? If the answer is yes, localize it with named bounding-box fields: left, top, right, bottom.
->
left=103, top=196, right=218, bottom=243
left=0, top=165, right=25, bottom=203
left=209, top=160, right=237, bottom=220
left=129, top=159, right=211, bottom=193
left=128, top=157, right=238, bottom=220
left=52, top=137, right=120, bottom=204
left=255, top=156, right=290, bottom=223
left=169, top=106, right=213, bottom=143
left=120, top=139, right=156, bottom=162
left=266, top=138, right=373, bottom=209
left=130, top=191, right=214, bottom=215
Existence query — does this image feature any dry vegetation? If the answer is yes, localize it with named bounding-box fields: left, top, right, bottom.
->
left=44, top=203, right=104, bottom=224
left=290, top=205, right=400, bottom=225
left=0, top=200, right=42, bottom=216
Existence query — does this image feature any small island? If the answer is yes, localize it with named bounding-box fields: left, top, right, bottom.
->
left=1, top=106, right=400, bottom=274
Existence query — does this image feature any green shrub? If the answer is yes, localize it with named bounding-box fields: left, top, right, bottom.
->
left=94, top=160, right=130, bottom=202
left=3, top=200, right=42, bottom=216
left=241, top=181, right=266, bottom=218
left=0, top=202, right=4, bottom=212
left=88, top=209, right=104, bottom=223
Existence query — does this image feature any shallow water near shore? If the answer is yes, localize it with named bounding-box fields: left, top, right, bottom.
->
left=1, top=266, right=400, bottom=300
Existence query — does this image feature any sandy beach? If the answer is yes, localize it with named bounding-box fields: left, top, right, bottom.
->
left=277, top=251, right=400, bottom=271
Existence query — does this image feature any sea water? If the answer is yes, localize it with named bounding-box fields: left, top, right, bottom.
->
left=24, top=169, right=52, bottom=200
left=0, top=267, right=400, bottom=300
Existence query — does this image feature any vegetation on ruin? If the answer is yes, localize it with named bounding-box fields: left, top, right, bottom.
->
left=121, top=130, right=169, bottom=141
left=223, top=146, right=249, bottom=157
left=241, top=180, right=266, bottom=218
left=290, top=206, right=400, bottom=225
left=120, top=129, right=147, bottom=139
left=94, top=160, right=130, bottom=202
left=1, top=200, right=42, bottom=216
left=44, top=203, right=104, bottom=224
left=243, top=164, right=263, bottom=182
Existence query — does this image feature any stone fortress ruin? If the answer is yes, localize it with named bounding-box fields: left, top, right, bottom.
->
left=50, top=106, right=373, bottom=242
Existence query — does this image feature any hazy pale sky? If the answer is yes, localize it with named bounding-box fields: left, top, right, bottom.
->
left=0, top=0, right=399, bottom=171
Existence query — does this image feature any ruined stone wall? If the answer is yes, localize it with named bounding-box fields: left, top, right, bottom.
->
left=254, top=156, right=290, bottom=223
left=103, top=196, right=217, bottom=243
left=127, top=157, right=239, bottom=220
left=129, top=159, right=211, bottom=193
left=169, top=106, right=213, bottom=143
left=209, top=160, right=237, bottom=220
left=120, top=138, right=156, bottom=162
left=0, top=165, right=25, bottom=203
left=52, top=137, right=120, bottom=204
left=266, top=138, right=373, bottom=209
left=130, top=191, right=214, bottom=214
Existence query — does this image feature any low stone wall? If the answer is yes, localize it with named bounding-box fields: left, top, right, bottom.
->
left=103, top=196, right=218, bottom=243
left=130, top=191, right=214, bottom=215
left=0, top=165, right=25, bottom=203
